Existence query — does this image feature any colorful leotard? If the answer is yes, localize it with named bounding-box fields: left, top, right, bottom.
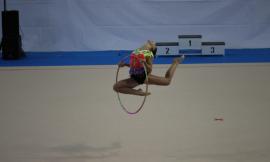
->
left=129, top=49, right=154, bottom=84
left=129, top=49, right=154, bottom=75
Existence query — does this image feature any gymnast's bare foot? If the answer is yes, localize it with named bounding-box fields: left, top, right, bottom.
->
left=174, top=55, right=185, bottom=64
left=136, top=88, right=151, bottom=96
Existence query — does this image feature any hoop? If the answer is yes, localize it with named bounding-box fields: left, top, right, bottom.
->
left=115, top=56, right=149, bottom=115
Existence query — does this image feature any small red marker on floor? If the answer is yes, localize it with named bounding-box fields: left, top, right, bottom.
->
left=214, top=118, right=224, bottom=121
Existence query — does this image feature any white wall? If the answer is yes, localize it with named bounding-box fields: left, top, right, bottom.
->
left=1, top=0, right=270, bottom=51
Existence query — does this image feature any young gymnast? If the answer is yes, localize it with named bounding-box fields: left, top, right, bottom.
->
left=113, top=40, right=184, bottom=96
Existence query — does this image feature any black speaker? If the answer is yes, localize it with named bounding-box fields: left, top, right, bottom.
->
left=2, top=36, right=24, bottom=60
left=2, top=10, right=20, bottom=37
left=1, top=10, right=24, bottom=60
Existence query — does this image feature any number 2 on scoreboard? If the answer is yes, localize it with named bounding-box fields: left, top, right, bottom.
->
left=166, top=47, right=170, bottom=55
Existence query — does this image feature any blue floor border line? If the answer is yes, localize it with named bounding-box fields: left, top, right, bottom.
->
left=1, top=48, right=270, bottom=67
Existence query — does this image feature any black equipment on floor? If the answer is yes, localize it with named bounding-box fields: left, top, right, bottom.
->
left=1, top=5, right=25, bottom=60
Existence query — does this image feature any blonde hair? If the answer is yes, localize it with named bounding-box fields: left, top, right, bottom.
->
left=139, top=40, right=156, bottom=51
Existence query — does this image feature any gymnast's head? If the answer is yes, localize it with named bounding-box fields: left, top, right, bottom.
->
left=141, top=40, right=157, bottom=57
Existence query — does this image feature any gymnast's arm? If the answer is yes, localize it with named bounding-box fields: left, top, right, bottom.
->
left=144, top=56, right=153, bottom=74
left=118, top=61, right=130, bottom=68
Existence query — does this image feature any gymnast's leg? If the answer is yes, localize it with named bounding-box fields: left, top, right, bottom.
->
left=147, top=56, right=184, bottom=85
left=113, top=78, right=151, bottom=96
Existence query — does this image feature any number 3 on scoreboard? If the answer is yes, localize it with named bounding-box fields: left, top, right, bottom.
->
left=211, top=47, right=215, bottom=53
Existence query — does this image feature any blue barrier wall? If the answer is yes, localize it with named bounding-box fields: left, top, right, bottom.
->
left=1, top=49, right=270, bottom=67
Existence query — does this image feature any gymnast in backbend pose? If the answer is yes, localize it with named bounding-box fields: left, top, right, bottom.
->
left=113, top=40, right=185, bottom=96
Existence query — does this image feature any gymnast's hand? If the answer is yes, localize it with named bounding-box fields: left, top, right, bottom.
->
left=118, top=61, right=126, bottom=68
